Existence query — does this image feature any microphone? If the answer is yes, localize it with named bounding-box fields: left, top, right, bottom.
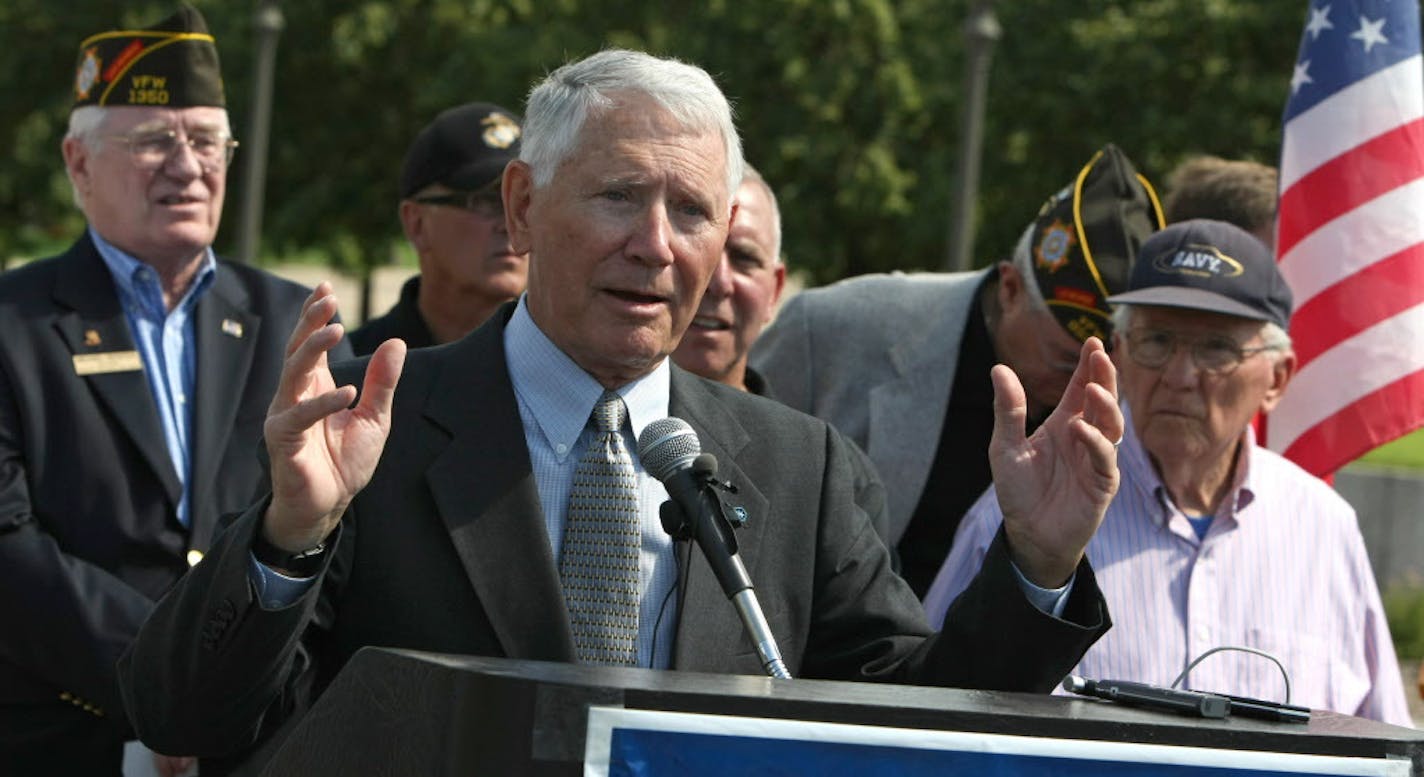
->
left=638, top=417, right=791, bottom=679
left=1063, top=675, right=1230, bottom=719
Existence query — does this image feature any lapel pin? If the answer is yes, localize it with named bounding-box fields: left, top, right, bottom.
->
left=221, top=319, right=244, bottom=338
left=84, top=329, right=101, bottom=347
left=730, top=505, right=749, bottom=527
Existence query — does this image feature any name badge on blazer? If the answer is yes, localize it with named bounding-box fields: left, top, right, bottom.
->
left=72, top=351, right=143, bottom=376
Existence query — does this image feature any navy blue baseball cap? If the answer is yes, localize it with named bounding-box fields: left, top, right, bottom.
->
left=1107, top=219, right=1293, bottom=330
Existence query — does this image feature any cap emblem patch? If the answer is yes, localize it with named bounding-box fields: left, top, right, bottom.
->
left=75, top=48, right=101, bottom=101
left=1154, top=243, right=1244, bottom=279
left=1035, top=219, right=1077, bottom=272
left=481, top=113, right=521, bottom=149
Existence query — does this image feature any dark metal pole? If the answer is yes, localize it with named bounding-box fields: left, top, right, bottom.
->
left=944, top=0, right=1001, bottom=271
left=236, top=1, right=284, bottom=264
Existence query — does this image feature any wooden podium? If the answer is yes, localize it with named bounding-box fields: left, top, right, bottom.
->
left=259, top=647, right=1424, bottom=775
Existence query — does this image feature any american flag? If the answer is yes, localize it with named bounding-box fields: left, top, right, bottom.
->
left=1269, top=0, right=1424, bottom=478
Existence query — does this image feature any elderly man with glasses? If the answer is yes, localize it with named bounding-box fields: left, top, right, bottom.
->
left=0, top=8, right=349, bottom=774
left=924, top=220, right=1411, bottom=725
left=350, top=103, right=529, bottom=355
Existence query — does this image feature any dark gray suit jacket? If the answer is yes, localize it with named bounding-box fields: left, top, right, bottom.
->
left=120, top=306, right=1109, bottom=767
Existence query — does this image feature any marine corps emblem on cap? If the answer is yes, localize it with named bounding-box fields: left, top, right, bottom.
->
left=481, top=113, right=521, bottom=150
left=71, top=5, right=225, bottom=109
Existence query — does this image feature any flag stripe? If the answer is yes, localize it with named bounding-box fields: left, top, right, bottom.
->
left=1280, top=369, right=1424, bottom=476
left=1270, top=303, right=1424, bottom=453
left=1288, top=242, right=1424, bottom=365
left=1277, top=178, right=1424, bottom=308
left=1279, top=55, right=1424, bottom=190
left=1277, top=117, right=1424, bottom=256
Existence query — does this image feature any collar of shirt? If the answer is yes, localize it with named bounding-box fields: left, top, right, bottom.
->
left=91, top=227, right=216, bottom=318
left=503, top=295, right=670, bottom=462
left=1118, top=402, right=1257, bottom=532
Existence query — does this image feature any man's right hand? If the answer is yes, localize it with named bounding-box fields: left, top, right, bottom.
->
left=260, top=282, right=407, bottom=553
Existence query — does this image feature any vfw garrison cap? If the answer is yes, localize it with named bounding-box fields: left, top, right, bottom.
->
left=1018, top=143, right=1165, bottom=342
left=72, top=4, right=225, bottom=109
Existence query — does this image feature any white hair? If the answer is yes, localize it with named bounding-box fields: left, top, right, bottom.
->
left=1009, top=222, right=1050, bottom=311
left=1110, top=304, right=1292, bottom=355
left=740, top=164, right=782, bottom=264
left=520, top=49, right=745, bottom=199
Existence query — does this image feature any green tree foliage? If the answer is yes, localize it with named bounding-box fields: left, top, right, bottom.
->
left=0, top=1, right=1306, bottom=284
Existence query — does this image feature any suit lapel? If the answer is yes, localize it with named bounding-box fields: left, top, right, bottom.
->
left=51, top=239, right=181, bottom=506
left=667, top=370, right=771, bottom=668
left=421, top=320, right=575, bottom=662
left=867, top=272, right=982, bottom=540
left=189, top=266, right=259, bottom=549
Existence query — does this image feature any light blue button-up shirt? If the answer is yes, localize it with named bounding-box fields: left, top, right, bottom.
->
left=504, top=297, right=679, bottom=669
left=93, top=228, right=215, bottom=527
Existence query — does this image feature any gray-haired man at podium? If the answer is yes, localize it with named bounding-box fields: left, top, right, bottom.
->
left=120, top=49, right=1124, bottom=770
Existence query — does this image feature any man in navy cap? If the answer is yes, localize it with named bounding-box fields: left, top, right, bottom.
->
left=925, top=220, right=1411, bottom=725
left=350, top=103, right=528, bottom=355
left=0, top=6, right=347, bottom=773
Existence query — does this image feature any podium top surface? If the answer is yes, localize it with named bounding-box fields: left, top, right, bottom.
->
left=264, top=647, right=1424, bottom=776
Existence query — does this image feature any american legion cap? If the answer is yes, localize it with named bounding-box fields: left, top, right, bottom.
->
left=72, top=5, right=225, bottom=109
left=1016, top=143, right=1165, bottom=343
left=1108, top=219, right=1293, bottom=330
left=399, top=103, right=523, bottom=199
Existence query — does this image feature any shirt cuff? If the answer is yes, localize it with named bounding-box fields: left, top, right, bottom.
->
left=248, top=552, right=317, bottom=610
left=1009, top=560, right=1075, bottom=618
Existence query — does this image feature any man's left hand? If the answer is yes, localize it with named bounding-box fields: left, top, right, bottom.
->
left=990, top=336, right=1123, bottom=589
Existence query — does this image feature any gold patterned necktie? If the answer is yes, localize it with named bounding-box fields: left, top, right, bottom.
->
left=559, top=390, right=641, bottom=665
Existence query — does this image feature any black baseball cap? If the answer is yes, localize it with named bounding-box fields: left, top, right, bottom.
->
left=1107, top=219, right=1293, bottom=330
left=399, top=102, right=522, bottom=199
left=1019, top=143, right=1165, bottom=343
left=73, top=5, right=225, bottom=109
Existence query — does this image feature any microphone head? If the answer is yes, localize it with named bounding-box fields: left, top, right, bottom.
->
left=638, top=417, right=701, bottom=481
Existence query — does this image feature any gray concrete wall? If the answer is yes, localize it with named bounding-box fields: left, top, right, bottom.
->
left=1337, top=467, right=1424, bottom=591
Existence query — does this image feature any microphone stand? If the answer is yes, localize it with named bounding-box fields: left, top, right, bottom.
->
left=660, top=454, right=791, bottom=680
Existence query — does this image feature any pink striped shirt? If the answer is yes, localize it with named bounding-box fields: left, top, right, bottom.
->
left=922, top=405, right=1411, bottom=726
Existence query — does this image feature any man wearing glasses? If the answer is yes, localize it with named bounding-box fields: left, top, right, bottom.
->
left=349, top=103, right=528, bottom=355
left=924, top=220, right=1412, bottom=725
left=0, top=7, right=346, bottom=774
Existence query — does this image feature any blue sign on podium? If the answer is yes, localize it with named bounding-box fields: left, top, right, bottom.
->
left=584, top=707, right=1409, bottom=777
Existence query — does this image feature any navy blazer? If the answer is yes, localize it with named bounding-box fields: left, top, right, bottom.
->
left=0, top=234, right=348, bottom=769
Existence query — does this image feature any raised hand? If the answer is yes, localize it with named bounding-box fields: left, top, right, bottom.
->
left=260, top=283, right=407, bottom=553
left=990, top=336, right=1123, bottom=588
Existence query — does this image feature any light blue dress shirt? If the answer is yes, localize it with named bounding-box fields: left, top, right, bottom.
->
left=93, top=228, right=215, bottom=527
left=504, top=298, right=679, bottom=668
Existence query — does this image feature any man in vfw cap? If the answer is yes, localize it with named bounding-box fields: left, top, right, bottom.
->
left=925, top=220, right=1412, bottom=726
left=752, top=144, right=1165, bottom=595
left=349, top=102, right=529, bottom=355
left=0, top=5, right=348, bottom=774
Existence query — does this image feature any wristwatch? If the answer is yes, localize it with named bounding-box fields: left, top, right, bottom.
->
left=251, top=531, right=327, bottom=577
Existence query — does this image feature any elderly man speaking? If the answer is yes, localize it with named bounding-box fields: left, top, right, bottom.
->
left=122, top=49, right=1125, bottom=768
left=925, top=219, right=1411, bottom=725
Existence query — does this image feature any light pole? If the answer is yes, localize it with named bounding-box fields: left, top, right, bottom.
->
left=236, top=0, right=284, bottom=264
left=944, top=0, right=1001, bottom=271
